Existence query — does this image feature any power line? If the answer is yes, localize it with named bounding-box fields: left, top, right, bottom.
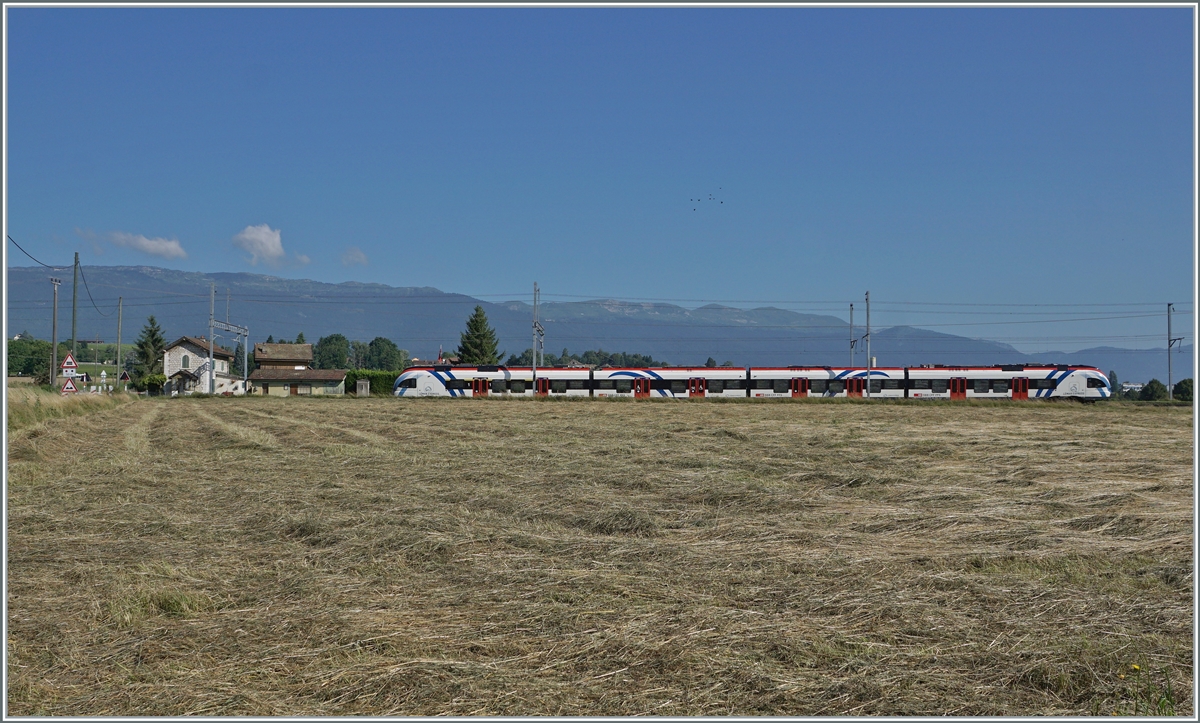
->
left=6, top=235, right=70, bottom=270
left=76, top=265, right=114, bottom=317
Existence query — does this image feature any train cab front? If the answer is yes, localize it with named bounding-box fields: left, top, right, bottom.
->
left=394, top=369, right=446, bottom=397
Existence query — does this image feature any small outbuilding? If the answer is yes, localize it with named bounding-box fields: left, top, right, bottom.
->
left=249, top=368, right=347, bottom=396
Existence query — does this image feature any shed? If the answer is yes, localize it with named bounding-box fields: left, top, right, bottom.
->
left=249, top=367, right=347, bottom=396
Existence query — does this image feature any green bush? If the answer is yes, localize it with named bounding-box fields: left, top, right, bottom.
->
left=1139, top=379, right=1168, bottom=402
left=1171, top=378, right=1192, bottom=402
left=344, top=369, right=407, bottom=396
left=144, top=373, right=167, bottom=396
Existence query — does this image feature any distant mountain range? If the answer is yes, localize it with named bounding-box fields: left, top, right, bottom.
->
left=6, top=265, right=1191, bottom=384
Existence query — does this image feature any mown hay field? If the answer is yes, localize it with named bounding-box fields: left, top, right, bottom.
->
left=5, top=395, right=1194, bottom=715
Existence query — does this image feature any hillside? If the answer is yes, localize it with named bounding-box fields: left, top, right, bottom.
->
left=6, top=265, right=1191, bottom=382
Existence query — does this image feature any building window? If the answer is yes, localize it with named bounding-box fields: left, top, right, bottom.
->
left=182, top=355, right=190, bottom=369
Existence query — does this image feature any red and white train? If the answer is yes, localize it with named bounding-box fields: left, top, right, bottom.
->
left=393, top=364, right=1111, bottom=400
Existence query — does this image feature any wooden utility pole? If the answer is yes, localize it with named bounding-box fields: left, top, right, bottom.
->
left=71, top=252, right=79, bottom=357
left=116, top=297, right=123, bottom=386
left=50, top=277, right=62, bottom=387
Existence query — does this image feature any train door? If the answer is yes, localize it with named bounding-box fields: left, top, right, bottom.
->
left=535, top=378, right=550, bottom=397
left=949, top=377, right=967, bottom=400
left=1011, top=377, right=1029, bottom=401
left=633, top=378, right=652, bottom=398
left=846, top=377, right=864, bottom=397
left=471, top=378, right=489, bottom=397
left=688, top=377, right=706, bottom=398
left=790, top=378, right=809, bottom=398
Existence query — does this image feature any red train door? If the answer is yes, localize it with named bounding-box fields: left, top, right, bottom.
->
left=688, top=377, right=705, bottom=397
left=846, top=377, right=864, bottom=397
left=472, top=378, right=489, bottom=397
left=1011, top=377, right=1029, bottom=401
left=634, top=378, right=652, bottom=398
left=950, top=377, right=967, bottom=400
left=790, top=378, right=809, bottom=398
left=535, top=378, right=550, bottom=397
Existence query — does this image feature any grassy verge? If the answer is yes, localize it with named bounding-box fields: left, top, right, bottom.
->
left=6, top=397, right=1192, bottom=715
left=5, top=385, right=138, bottom=432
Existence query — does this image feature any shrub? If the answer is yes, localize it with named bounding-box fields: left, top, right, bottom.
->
left=344, top=369, right=408, bottom=396
left=1139, top=379, right=1168, bottom=402
left=143, top=373, right=167, bottom=396
left=1171, top=378, right=1192, bottom=402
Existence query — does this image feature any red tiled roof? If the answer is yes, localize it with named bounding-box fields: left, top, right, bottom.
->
left=249, top=368, right=347, bottom=382
left=165, top=336, right=235, bottom=359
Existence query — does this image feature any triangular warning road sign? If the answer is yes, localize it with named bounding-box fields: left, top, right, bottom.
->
left=60, top=353, right=77, bottom=369
left=61, top=378, right=78, bottom=394
left=79, top=372, right=92, bottom=383
left=119, top=370, right=131, bottom=381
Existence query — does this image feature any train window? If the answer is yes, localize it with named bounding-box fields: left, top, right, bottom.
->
left=750, top=379, right=770, bottom=390
left=828, top=380, right=845, bottom=394
left=510, top=380, right=526, bottom=393
left=973, top=379, right=989, bottom=394
left=724, top=379, right=746, bottom=390
left=931, top=380, right=948, bottom=393
left=708, top=379, right=724, bottom=393
left=596, top=379, right=615, bottom=390
left=1086, top=378, right=1107, bottom=388
left=882, top=379, right=901, bottom=390
left=1035, top=379, right=1057, bottom=389
left=490, top=379, right=506, bottom=393
left=992, top=380, right=1009, bottom=393
left=568, top=380, right=586, bottom=390
left=551, top=380, right=567, bottom=394
left=811, top=379, right=828, bottom=393
left=910, top=379, right=932, bottom=390
left=446, top=379, right=468, bottom=390
left=773, top=379, right=789, bottom=394
left=615, top=380, right=632, bottom=393
left=398, top=378, right=418, bottom=389
left=670, top=380, right=686, bottom=394
left=869, top=380, right=883, bottom=393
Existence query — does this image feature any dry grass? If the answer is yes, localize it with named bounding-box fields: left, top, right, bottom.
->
left=5, top=396, right=1193, bottom=715
left=5, top=385, right=137, bottom=434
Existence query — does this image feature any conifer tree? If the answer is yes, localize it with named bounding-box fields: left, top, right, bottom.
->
left=132, top=316, right=166, bottom=389
left=456, top=306, right=502, bottom=365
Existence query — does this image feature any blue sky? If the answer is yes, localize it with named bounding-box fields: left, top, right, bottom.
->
left=5, top=6, right=1194, bottom=352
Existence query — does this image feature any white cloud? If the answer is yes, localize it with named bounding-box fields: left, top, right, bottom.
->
left=108, top=231, right=188, bottom=259
left=232, top=224, right=286, bottom=266
left=296, top=254, right=311, bottom=265
left=341, top=246, right=368, bottom=266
